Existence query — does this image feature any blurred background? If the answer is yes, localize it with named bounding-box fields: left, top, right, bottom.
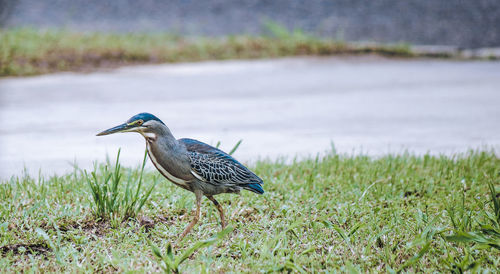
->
left=0, top=0, right=499, bottom=179
left=2, top=0, right=500, bottom=47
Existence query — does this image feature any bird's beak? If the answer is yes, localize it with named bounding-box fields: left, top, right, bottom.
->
left=96, top=123, right=137, bottom=136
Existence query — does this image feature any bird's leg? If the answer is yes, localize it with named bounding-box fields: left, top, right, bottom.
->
left=180, top=191, right=202, bottom=239
left=207, top=196, right=226, bottom=230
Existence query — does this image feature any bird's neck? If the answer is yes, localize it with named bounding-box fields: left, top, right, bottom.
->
left=145, top=125, right=193, bottom=183
left=153, top=124, right=179, bottom=147
left=146, top=126, right=188, bottom=152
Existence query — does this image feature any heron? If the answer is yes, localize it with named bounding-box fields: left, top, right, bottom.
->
left=96, top=113, right=264, bottom=238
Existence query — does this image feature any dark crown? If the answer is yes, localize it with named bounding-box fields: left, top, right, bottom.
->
left=127, top=113, right=165, bottom=125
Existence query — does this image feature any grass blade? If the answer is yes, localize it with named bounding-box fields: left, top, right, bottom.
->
left=175, top=227, right=234, bottom=266
left=228, top=140, right=242, bottom=155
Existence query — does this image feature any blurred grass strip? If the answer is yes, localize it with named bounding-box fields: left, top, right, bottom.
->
left=0, top=28, right=418, bottom=77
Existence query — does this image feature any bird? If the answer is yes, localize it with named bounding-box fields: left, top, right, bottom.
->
left=96, top=113, right=264, bottom=238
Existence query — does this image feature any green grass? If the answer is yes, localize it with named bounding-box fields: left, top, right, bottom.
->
left=0, top=27, right=422, bottom=77
left=85, top=149, right=157, bottom=227
left=0, top=149, right=499, bottom=272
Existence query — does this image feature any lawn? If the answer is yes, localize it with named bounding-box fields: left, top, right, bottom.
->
left=0, top=26, right=425, bottom=77
left=0, top=149, right=499, bottom=272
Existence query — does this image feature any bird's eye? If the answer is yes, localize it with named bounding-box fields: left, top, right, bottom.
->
left=136, top=120, right=143, bottom=126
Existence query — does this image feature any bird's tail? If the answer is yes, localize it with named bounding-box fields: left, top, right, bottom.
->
left=243, top=183, right=264, bottom=194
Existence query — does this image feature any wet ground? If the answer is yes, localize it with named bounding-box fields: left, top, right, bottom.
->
left=1, top=56, right=499, bottom=179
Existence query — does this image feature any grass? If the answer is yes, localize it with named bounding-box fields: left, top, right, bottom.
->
left=0, top=25, right=424, bottom=77
left=0, top=149, right=499, bottom=272
left=85, top=149, right=157, bottom=227
left=151, top=227, right=234, bottom=273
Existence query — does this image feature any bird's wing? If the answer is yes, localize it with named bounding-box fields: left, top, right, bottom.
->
left=179, top=138, right=263, bottom=187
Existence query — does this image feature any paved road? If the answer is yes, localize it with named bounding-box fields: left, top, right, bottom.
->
left=1, top=56, right=499, bottom=179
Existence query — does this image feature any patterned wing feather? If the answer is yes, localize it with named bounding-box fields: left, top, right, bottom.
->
left=179, top=138, right=264, bottom=193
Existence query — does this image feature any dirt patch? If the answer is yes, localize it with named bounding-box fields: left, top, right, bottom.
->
left=40, top=217, right=112, bottom=237
left=0, top=243, right=51, bottom=256
left=49, top=215, right=176, bottom=235
left=403, top=190, right=421, bottom=198
left=136, top=213, right=183, bottom=232
left=138, top=216, right=155, bottom=232
left=80, top=219, right=111, bottom=237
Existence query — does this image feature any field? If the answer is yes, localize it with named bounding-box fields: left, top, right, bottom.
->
left=0, top=149, right=498, bottom=272
left=1, top=26, right=430, bottom=77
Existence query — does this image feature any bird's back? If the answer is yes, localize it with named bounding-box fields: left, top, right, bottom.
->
left=179, top=138, right=264, bottom=195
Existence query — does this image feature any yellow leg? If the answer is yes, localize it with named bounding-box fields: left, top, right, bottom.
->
left=180, top=191, right=202, bottom=239
left=207, top=196, right=226, bottom=230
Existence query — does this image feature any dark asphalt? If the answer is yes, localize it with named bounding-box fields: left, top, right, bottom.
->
left=2, top=0, right=500, bottom=48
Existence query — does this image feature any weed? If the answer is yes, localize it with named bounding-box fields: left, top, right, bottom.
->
left=85, top=149, right=157, bottom=225
left=150, top=227, right=234, bottom=273
left=445, top=179, right=500, bottom=250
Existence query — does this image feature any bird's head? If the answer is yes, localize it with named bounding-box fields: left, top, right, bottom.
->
left=96, top=113, right=165, bottom=139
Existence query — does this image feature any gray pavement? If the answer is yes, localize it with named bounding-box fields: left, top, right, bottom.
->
left=0, top=56, right=499, bottom=179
